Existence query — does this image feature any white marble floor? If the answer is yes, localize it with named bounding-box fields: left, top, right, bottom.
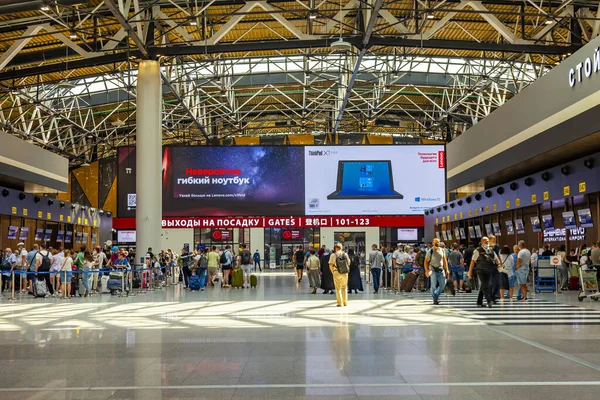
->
left=1, top=271, right=600, bottom=400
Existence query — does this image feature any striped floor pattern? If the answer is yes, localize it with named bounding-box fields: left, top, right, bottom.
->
left=402, top=291, right=600, bottom=325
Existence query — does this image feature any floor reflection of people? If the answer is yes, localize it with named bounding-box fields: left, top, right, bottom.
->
left=333, top=320, right=350, bottom=371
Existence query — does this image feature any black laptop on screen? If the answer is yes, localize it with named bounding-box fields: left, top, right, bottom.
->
left=327, top=160, right=403, bottom=200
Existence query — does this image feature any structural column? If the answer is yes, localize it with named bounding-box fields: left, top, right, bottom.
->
left=136, top=60, right=162, bottom=262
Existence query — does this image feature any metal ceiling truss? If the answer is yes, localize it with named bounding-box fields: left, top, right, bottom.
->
left=0, top=0, right=594, bottom=164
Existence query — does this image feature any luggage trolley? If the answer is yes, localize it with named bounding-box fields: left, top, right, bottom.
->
left=534, top=256, right=556, bottom=293
left=577, top=265, right=600, bottom=302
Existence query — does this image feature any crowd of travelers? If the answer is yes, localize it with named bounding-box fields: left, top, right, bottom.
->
left=2, top=239, right=598, bottom=306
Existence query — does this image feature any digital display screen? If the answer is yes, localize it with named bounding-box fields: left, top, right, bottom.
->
left=8, top=226, right=18, bottom=240
left=459, top=228, right=466, bottom=240
left=492, top=222, right=501, bottom=236
left=485, top=223, right=493, bottom=237
left=531, top=216, right=542, bottom=232
left=118, top=230, right=136, bottom=243
left=562, top=211, right=577, bottom=230
left=468, top=226, right=475, bottom=238
left=515, top=219, right=525, bottom=234
left=474, top=225, right=482, bottom=238
left=397, top=228, right=418, bottom=241
left=505, top=220, right=515, bottom=235
left=577, top=208, right=593, bottom=228
left=542, top=214, right=554, bottom=230
left=118, top=145, right=446, bottom=217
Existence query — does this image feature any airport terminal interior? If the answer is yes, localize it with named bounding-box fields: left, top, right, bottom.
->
left=2, top=0, right=600, bottom=399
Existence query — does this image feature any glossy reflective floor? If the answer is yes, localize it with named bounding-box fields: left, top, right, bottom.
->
left=2, top=271, right=600, bottom=400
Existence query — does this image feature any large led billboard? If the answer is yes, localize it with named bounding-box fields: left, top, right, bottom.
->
left=304, top=145, right=445, bottom=215
left=118, top=145, right=445, bottom=217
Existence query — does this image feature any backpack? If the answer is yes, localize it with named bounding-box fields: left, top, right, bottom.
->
left=1, top=255, right=11, bottom=271
left=220, top=251, right=229, bottom=265
left=335, top=252, right=349, bottom=274
left=415, top=250, right=425, bottom=268
left=39, top=251, right=51, bottom=271
left=241, top=250, right=251, bottom=265
left=198, top=254, right=208, bottom=269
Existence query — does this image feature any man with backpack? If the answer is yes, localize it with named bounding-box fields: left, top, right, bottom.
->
left=179, top=247, right=194, bottom=289
left=220, top=245, right=233, bottom=288
left=424, top=238, right=449, bottom=305
left=192, top=249, right=208, bottom=291
left=467, top=237, right=501, bottom=308
left=34, top=244, right=55, bottom=297
left=329, top=243, right=351, bottom=307
left=239, top=244, right=253, bottom=289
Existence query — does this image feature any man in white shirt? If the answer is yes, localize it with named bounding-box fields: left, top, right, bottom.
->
left=392, top=243, right=406, bottom=290
left=16, top=243, right=28, bottom=293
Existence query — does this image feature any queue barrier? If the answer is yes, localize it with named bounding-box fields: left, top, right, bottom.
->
left=0, top=263, right=181, bottom=300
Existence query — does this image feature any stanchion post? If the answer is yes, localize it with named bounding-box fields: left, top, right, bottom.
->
left=148, top=266, right=155, bottom=291
left=9, top=270, right=16, bottom=301
left=62, top=270, right=67, bottom=299
left=0, top=273, right=3, bottom=298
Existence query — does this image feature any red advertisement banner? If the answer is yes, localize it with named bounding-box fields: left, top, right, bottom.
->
left=155, top=215, right=424, bottom=229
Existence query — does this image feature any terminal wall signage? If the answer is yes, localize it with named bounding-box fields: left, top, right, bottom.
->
left=160, top=215, right=424, bottom=229
left=568, top=47, right=600, bottom=87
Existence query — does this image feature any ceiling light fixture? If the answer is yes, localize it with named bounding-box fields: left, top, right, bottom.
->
left=41, top=4, right=50, bottom=11
left=426, top=11, right=435, bottom=19
left=111, top=119, right=125, bottom=127
left=545, top=17, right=553, bottom=25
left=189, top=20, right=197, bottom=26
left=69, top=31, right=77, bottom=39
left=81, top=162, right=90, bottom=167
left=309, top=12, right=317, bottom=19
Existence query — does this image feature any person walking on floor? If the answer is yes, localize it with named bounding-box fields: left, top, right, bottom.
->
left=368, top=244, right=384, bottom=294
left=253, top=249, right=262, bottom=272
left=515, top=240, right=532, bottom=301
left=499, top=246, right=514, bottom=301
left=329, top=243, right=351, bottom=307
left=239, top=244, right=253, bottom=289
left=424, top=238, right=449, bottom=305
left=220, top=245, right=233, bottom=288
left=207, top=245, right=219, bottom=287
left=448, top=243, right=464, bottom=293
left=307, top=249, right=321, bottom=294
left=179, top=247, right=193, bottom=289
left=347, top=249, right=363, bottom=294
left=468, top=237, right=501, bottom=308
left=556, top=245, right=568, bottom=291
left=320, top=247, right=334, bottom=294
left=293, top=245, right=305, bottom=283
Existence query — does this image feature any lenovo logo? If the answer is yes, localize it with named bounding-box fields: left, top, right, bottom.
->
left=438, top=151, right=445, bottom=169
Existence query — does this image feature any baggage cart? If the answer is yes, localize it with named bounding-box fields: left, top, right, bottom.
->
left=534, top=256, right=556, bottom=293
left=577, top=265, right=600, bottom=302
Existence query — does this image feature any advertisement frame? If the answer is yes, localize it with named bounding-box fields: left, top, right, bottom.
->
left=117, top=143, right=447, bottom=218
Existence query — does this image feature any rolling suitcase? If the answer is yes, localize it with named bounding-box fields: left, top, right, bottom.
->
left=189, top=274, right=201, bottom=291
left=569, top=276, right=580, bottom=290
left=34, top=278, right=48, bottom=298
left=400, top=271, right=418, bottom=292
left=231, top=268, right=244, bottom=288
left=444, top=278, right=456, bottom=296
left=101, top=275, right=110, bottom=293
left=250, top=274, right=258, bottom=288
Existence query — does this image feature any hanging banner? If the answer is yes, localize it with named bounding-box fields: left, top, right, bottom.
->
left=160, top=215, right=424, bottom=229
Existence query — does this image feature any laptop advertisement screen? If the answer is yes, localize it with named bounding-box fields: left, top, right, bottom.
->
left=304, top=145, right=445, bottom=215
